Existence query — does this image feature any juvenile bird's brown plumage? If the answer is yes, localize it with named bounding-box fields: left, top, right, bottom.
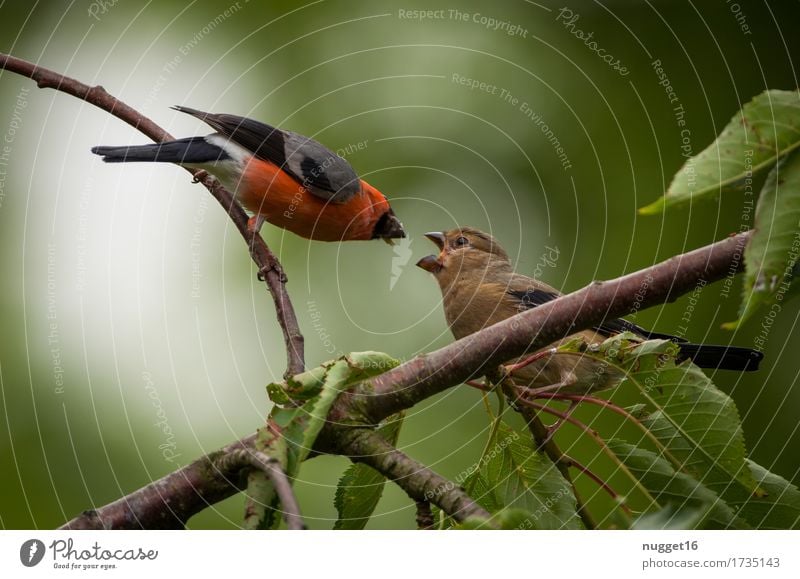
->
left=416, top=227, right=763, bottom=395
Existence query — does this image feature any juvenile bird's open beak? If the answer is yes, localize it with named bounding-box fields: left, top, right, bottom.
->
left=416, top=255, right=442, bottom=273
left=416, top=232, right=447, bottom=273
left=424, top=231, right=446, bottom=250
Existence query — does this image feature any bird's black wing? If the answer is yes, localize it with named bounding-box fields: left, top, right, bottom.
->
left=507, top=288, right=687, bottom=342
left=508, top=287, right=560, bottom=309
left=172, top=106, right=360, bottom=203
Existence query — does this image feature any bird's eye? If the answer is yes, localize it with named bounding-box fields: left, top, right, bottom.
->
left=454, top=236, right=469, bottom=247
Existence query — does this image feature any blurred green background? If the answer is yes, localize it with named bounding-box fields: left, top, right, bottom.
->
left=1, top=0, right=799, bottom=529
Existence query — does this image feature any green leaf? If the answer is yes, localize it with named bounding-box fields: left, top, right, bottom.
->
left=599, top=335, right=761, bottom=495
left=637, top=413, right=800, bottom=529
left=454, top=508, right=532, bottom=530
left=242, top=470, right=279, bottom=530
left=724, top=151, right=800, bottom=329
left=267, top=351, right=400, bottom=406
left=248, top=352, right=401, bottom=529
left=267, top=365, right=328, bottom=404
left=608, top=440, right=748, bottom=529
left=546, top=334, right=798, bottom=528
left=295, top=360, right=351, bottom=465
left=243, top=419, right=290, bottom=530
left=631, top=503, right=716, bottom=530
left=731, top=460, right=800, bottom=529
left=333, top=413, right=405, bottom=530
left=273, top=352, right=402, bottom=479
left=462, top=421, right=583, bottom=529
left=639, top=89, right=800, bottom=214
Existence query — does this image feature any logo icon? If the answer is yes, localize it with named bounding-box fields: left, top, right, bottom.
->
left=390, top=236, right=413, bottom=290
left=19, top=539, right=45, bottom=567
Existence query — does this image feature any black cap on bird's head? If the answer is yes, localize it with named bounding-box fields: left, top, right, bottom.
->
left=371, top=208, right=406, bottom=244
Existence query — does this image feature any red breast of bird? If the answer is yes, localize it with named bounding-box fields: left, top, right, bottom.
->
left=92, top=106, right=405, bottom=242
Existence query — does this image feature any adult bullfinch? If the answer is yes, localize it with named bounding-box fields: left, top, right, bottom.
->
left=91, top=106, right=405, bottom=242
left=417, top=227, right=763, bottom=395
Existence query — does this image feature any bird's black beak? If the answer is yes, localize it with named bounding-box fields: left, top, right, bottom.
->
left=372, top=209, right=406, bottom=245
left=424, top=231, right=446, bottom=251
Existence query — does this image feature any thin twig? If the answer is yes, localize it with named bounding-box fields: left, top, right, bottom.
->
left=539, top=392, right=683, bottom=470
left=521, top=399, right=658, bottom=509
left=466, top=379, right=491, bottom=391
left=505, top=348, right=557, bottom=372
left=508, top=390, right=597, bottom=530
left=216, top=449, right=306, bottom=530
left=0, top=52, right=304, bottom=376
left=566, top=456, right=632, bottom=516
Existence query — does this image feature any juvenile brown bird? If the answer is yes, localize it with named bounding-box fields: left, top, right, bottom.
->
left=416, top=227, right=763, bottom=395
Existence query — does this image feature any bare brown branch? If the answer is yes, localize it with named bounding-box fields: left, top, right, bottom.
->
left=336, top=429, right=492, bottom=524
left=60, top=435, right=255, bottom=529
left=415, top=501, right=435, bottom=530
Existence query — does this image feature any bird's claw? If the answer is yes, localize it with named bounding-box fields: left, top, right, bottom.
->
left=258, top=262, right=287, bottom=284
left=191, top=169, right=209, bottom=184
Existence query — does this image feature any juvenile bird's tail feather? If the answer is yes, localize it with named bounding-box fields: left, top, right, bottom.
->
left=91, top=137, right=229, bottom=164
left=676, top=343, right=763, bottom=371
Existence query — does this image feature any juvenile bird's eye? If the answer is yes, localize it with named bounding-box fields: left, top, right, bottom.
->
left=455, top=236, right=469, bottom=247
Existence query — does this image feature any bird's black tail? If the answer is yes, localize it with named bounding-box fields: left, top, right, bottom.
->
left=676, top=343, right=763, bottom=372
left=91, top=137, right=229, bottom=164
